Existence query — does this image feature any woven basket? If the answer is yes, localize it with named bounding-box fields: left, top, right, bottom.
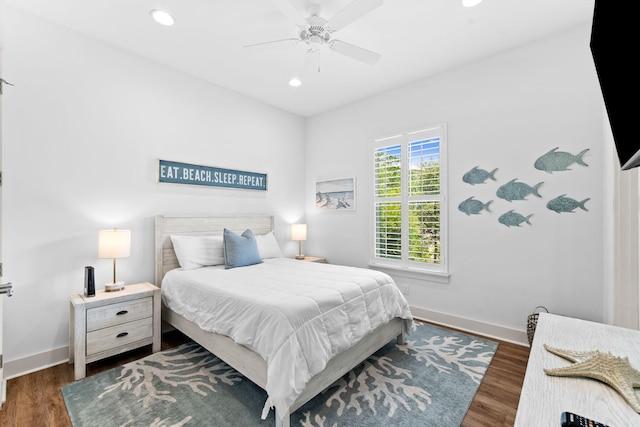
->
left=527, top=306, right=549, bottom=346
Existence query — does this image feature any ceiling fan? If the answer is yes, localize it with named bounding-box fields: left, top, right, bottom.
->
left=244, top=0, right=383, bottom=73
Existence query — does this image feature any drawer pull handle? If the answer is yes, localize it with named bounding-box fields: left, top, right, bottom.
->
left=116, top=332, right=129, bottom=338
left=116, top=310, right=128, bottom=316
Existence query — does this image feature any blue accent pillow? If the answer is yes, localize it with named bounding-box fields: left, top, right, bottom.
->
left=223, top=228, right=263, bottom=269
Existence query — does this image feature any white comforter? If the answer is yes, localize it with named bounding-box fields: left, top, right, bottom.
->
left=161, top=258, right=413, bottom=420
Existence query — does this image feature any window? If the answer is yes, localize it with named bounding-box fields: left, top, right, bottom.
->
left=371, top=124, right=447, bottom=275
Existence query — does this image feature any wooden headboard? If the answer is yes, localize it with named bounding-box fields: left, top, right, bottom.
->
left=154, top=215, right=274, bottom=287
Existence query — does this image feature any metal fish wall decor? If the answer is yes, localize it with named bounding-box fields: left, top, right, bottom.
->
left=458, top=197, right=492, bottom=216
left=547, top=195, right=590, bottom=214
left=497, top=179, right=543, bottom=202
left=463, top=166, right=498, bottom=185
left=498, top=210, right=533, bottom=227
left=458, top=146, right=592, bottom=228
left=534, top=147, right=589, bottom=173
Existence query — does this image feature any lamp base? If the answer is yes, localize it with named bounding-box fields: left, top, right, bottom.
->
left=104, top=281, right=125, bottom=292
left=295, top=255, right=305, bottom=260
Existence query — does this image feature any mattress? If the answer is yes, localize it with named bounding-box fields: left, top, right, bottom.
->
left=161, top=257, right=413, bottom=419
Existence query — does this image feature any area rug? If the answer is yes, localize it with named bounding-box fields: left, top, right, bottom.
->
left=62, top=322, right=498, bottom=427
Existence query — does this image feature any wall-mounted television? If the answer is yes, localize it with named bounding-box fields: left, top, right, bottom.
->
left=590, top=1, right=638, bottom=170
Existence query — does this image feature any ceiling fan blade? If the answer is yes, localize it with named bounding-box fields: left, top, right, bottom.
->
left=325, top=0, right=383, bottom=32
left=330, top=40, right=380, bottom=65
left=271, top=0, right=308, bottom=27
left=243, top=38, right=300, bottom=49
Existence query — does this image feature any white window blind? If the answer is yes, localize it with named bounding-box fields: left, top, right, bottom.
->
left=372, top=125, right=447, bottom=273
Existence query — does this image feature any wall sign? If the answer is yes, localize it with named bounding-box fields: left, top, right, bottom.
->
left=157, top=159, right=267, bottom=191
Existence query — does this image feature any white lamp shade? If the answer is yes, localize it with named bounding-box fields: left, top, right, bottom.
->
left=291, top=224, right=307, bottom=241
left=98, top=229, right=131, bottom=259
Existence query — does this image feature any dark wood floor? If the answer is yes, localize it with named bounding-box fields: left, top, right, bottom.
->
left=0, top=324, right=529, bottom=426
left=461, top=335, right=530, bottom=426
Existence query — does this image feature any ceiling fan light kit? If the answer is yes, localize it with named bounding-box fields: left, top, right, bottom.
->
left=245, top=0, right=383, bottom=76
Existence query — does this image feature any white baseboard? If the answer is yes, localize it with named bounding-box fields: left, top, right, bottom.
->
left=3, top=309, right=527, bottom=380
left=5, top=321, right=176, bottom=380
left=410, top=305, right=529, bottom=346
left=3, top=346, right=69, bottom=380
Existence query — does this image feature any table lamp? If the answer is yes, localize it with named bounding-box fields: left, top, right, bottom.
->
left=98, top=228, right=131, bottom=292
left=291, top=223, right=307, bottom=260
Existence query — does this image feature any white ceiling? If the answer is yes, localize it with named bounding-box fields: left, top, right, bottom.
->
left=6, top=0, right=595, bottom=117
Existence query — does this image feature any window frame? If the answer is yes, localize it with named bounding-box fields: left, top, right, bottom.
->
left=369, top=124, right=448, bottom=279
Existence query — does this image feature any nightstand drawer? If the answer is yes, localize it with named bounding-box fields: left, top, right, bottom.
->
left=86, top=317, right=153, bottom=356
left=86, top=297, right=153, bottom=331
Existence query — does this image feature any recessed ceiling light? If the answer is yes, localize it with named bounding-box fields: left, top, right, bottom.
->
left=150, top=9, right=175, bottom=26
left=462, top=0, right=483, bottom=7
left=289, top=78, right=302, bottom=87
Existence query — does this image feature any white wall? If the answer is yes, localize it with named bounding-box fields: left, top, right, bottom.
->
left=613, top=164, right=640, bottom=329
left=304, top=24, right=608, bottom=340
left=1, top=8, right=305, bottom=372
left=0, top=6, right=616, bottom=375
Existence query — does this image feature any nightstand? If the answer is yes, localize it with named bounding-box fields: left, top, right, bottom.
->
left=297, top=256, right=327, bottom=263
left=69, top=282, right=161, bottom=380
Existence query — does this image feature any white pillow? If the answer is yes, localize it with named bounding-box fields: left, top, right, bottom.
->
left=255, top=231, right=284, bottom=259
left=170, top=235, right=225, bottom=270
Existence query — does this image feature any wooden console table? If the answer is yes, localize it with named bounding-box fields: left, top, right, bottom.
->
left=515, top=313, right=640, bottom=426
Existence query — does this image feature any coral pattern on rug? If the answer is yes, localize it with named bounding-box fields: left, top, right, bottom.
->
left=400, top=323, right=497, bottom=384
left=98, top=343, right=243, bottom=407
left=62, top=322, right=498, bottom=427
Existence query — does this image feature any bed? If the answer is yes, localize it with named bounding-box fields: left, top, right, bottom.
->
left=155, top=214, right=412, bottom=427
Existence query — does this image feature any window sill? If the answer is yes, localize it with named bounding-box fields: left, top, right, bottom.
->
left=369, top=263, right=450, bottom=284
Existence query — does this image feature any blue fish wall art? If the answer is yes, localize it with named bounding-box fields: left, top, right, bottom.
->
left=462, top=166, right=498, bottom=185
left=534, top=147, right=589, bottom=173
left=496, top=179, right=543, bottom=202
left=547, top=195, right=590, bottom=213
left=458, top=197, right=492, bottom=216
left=498, top=210, right=533, bottom=227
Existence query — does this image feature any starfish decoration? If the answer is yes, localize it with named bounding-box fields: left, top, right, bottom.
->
left=543, top=344, right=640, bottom=413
